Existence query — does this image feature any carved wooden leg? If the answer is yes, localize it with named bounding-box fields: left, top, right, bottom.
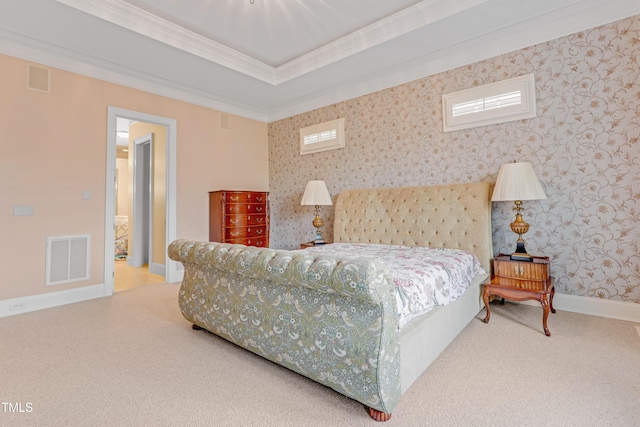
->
left=192, top=324, right=203, bottom=330
left=366, top=407, right=392, bottom=422
left=482, top=288, right=491, bottom=324
left=549, top=286, right=556, bottom=313
left=541, top=297, right=551, bottom=337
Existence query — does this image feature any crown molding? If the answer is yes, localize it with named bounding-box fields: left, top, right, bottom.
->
left=272, top=0, right=489, bottom=84
left=56, top=0, right=490, bottom=86
left=266, top=1, right=640, bottom=122
left=0, top=28, right=269, bottom=122
left=5, top=1, right=640, bottom=124
left=56, top=0, right=276, bottom=83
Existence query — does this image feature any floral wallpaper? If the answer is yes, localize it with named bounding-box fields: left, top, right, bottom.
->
left=268, top=16, right=640, bottom=304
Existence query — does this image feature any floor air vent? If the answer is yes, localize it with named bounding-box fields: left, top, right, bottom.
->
left=46, top=235, right=90, bottom=285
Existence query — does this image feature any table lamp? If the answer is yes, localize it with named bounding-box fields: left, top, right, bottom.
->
left=491, top=162, right=547, bottom=261
left=300, top=180, right=332, bottom=244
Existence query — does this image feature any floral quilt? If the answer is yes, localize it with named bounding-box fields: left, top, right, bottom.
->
left=301, top=243, right=486, bottom=328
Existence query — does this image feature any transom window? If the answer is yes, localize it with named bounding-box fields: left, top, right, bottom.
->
left=442, top=73, right=536, bottom=132
left=300, top=118, right=345, bottom=155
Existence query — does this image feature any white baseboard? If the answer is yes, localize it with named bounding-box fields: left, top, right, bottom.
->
left=172, top=268, right=184, bottom=284
left=149, top=262, right=165, bottom=277
left=0, top=284, right=105, bottom=318
left=519, top=293, right=640, bottom=323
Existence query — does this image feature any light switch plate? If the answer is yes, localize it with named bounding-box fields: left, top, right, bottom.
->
left=13, top=205, right=34, bottom=216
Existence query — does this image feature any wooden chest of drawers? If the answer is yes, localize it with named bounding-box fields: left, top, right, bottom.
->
left=209, top=190, right=269, bottom=248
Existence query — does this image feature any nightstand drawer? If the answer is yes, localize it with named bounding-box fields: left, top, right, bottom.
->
left=494, top=255, right=549, bottom=280
left=489, top=276, right=551, bottom=292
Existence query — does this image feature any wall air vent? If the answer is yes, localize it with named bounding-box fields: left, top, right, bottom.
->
left=27, top=65, right=50, bottom=92
left=219, top=113, right=230, bottom=130
left=46, top=235, right=90, bottom=286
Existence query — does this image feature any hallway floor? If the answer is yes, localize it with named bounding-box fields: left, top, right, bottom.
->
left=114, top=261, right=165, bottom=292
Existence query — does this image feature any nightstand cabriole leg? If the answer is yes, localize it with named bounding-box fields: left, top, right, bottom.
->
left=550, top=286, right=556, bottom=313
left=541, top=297, right=551, bottom=337
left=482, top=288, right=491, bottom=324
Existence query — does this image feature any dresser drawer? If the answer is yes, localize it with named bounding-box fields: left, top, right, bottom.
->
left=225, top=225, right=267, bottom=240
left=224, top=214, right=268, bottom=227
left=494, top=255, right=549, bottom=280
left=232, top=237, right=268, bottom=247
left=224, top=192, right=268, bottom=204
left=224, top=203, right=267, bottom=214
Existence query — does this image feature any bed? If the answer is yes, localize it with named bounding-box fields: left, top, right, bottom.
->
left=114, top=215, right=128, bottom=260
left=167, top=181, right=492, bottom=421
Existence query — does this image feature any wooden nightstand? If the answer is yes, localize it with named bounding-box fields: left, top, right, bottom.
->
left=300, top=242, right=330, bottom=249
left=482, top=254, right=556, bottom=336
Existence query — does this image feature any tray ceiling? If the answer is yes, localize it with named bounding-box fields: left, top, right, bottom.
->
left=1, top=0, right=639, bottom=122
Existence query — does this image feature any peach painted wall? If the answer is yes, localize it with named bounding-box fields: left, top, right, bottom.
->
left=0, top=53, right=268, bottom=300
left=115, top=158, right=129, bottom=216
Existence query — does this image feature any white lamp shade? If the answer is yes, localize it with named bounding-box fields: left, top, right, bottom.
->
left=301, top=180, right=333, bottom=206
left=491, top=162, right=547, bottom=201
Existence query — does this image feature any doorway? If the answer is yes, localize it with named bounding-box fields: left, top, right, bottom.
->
left=130, top=133, right=153, bottom=269
left=104, top=107, right=179, bottom=296
left=114, top=123, right=162, bottom=291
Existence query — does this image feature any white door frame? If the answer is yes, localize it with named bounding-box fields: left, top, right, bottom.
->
left=105, top=107, right=179, bottom=296
left=129, top=133, right=154, bottom=269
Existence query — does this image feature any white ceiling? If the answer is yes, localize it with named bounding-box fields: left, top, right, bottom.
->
left=1, top=0, right=639, bottom=122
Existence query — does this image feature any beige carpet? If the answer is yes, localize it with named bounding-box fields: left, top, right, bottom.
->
left=1, top=283, right=639, bottom=427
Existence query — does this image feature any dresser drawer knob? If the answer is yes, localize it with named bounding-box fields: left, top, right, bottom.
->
left=256, top=207, right=263, bottom=212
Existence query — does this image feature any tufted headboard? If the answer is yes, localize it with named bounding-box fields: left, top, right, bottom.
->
left=333, top=182, right=493, bottom=273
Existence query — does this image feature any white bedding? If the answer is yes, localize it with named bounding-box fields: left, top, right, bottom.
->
left=301, top=243, right=486, bottom=328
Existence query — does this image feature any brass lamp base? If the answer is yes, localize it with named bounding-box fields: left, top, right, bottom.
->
left=312, top=205, right=325, bottom=244
left=509, top=200, right=534, bottom=262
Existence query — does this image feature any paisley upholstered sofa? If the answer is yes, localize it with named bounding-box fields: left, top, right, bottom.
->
left=168, top=182, right=492, bottom=421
